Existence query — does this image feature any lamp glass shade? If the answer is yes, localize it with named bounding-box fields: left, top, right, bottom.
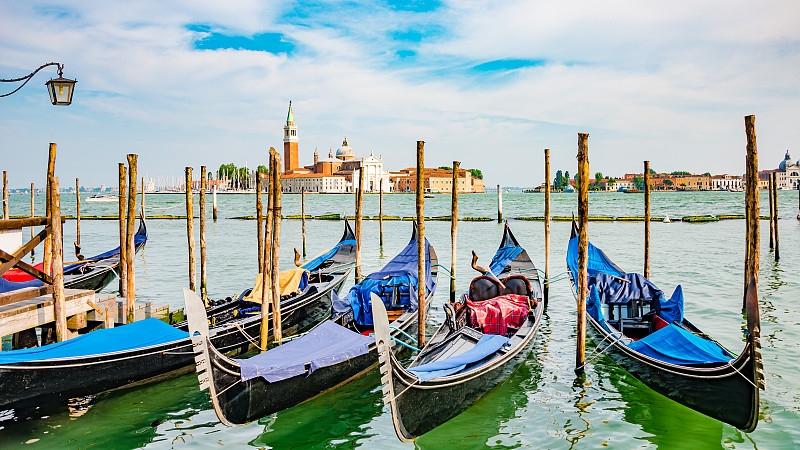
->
left=45, top=77, right=77, bottom=105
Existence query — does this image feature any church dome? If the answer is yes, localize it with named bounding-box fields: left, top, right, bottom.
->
left=779, top=150, right=791, bottom=171
left=335, top=137, right=355, bottom=159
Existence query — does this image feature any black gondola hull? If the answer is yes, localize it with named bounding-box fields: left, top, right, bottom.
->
left=390, top=333, right=538, bottom=439
left=209, top=307, right=426, bottom=425
left=0, top=272, right=347, bottom=411
left=584, top=316, right=759, bottom=431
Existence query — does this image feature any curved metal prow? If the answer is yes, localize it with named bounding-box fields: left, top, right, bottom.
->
left=183, top=288, right=212, bottom=392
left=371, top=293, right=412, bottom=443
left=745, top=278, right=765, bottom=391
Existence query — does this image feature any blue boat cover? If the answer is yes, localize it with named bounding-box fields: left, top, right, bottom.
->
left=302, top=239, right=357, bottom=272
left=235, top=320, right=373, bottom=383
left=566, top=237, right=624, bottom=281
left=408, top=334, right=509, bottom=382
left=489, top=245, right=523, bottom=275
left=567, top=237, right=684, bottom=324
left=0, top=318, right=188, bottom=364
left=627, top=324, right=731, bottom=365
left=334, top=238, right=434, bottom=326
left=0, top=233, right=147, bottom=295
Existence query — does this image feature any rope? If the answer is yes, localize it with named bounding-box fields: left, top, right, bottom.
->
left=233, top=321, right=266, bottom=351
left=726, top=359, right=758, bottom=389
left=390, top=326, right=418, bottom=345
left=575, top=328, right=625, bottom=371
left=431, top=264, right=455, bottom=279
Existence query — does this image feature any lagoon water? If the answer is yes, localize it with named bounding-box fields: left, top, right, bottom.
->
left=1, top=190, right=798, bottom=449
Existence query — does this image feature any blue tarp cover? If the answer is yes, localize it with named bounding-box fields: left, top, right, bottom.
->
left=0, top=318, right=188, bottom=364
left=336, top=238, right=434, bottom=326
left=0, top=234, right=147, bottom=294
left=302, top=239, right=357, bottom=272
left=566, top=237, right=624, bottom=281
left=489, top=245, right=523, bottom=275
left=235, top=320, right=373, bottom=383
left=627, top=323, right=730, bottom=365
left=408, top=334, right=509, bottom=382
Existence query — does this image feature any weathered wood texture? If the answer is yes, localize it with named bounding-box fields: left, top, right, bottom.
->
left=260, top=149, right=276, bottom=351
left=576, top=133, right=590, bottom=373
left=118, top=163, right=127, bottom=295
left=200, top=166, right=207, bottom=299
left=644, top=160, right=651, bottom=279
left=355, top=168, right=364, bottom=283
left=2, top=170, right=7, bottom=219
left=271, top=152, right=283, bottom=345
left=49, top=176, right=67, bottom=341
left=301, top=187, right=306, bottom=257
left=744, top=115, right=759, bottom=305
left=450, top=161, right=459, bottom=303
left=185, top=167, right=196, bottom=292
left=772, top=171, right=779, bottom=261
left=544, top=149, right=551, bottom=307
left=416, top=141, right=426, bottom=347
left=379, top=178, right=384, bottom=247
left=43, top=143, right=56, bottom=277
left=125, top=154, right=138, bottom=324
left=257, top=173, right=264, bottom=270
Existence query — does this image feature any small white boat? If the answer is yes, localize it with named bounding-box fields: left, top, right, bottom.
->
left=85, top=194, right=118, bottom=203
left=663, top=214, right=671, bottom=223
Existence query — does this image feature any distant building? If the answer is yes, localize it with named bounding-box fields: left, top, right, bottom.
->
left=284, top=102, right=299, bottom=172
left=711, top=174, right=742, bottom=191
left=390, top=168, right=484, bottom=193
left=779, top=151, right=800, bottom=189
left=282, top=173, right=348, bottom=193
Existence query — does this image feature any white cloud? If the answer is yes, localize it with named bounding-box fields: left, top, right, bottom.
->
left=0, top=0, right=798, bottom=187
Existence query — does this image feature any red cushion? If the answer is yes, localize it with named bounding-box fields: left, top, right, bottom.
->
left=466, top=294, right=531, bottom=336
left=2, top=263, right=46, bottom=282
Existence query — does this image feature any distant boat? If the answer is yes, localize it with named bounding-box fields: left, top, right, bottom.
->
left=663, top=214, right=671, bottom=223
left=624, top=189, right=644, bottom=194
left=85, top=194, right=118, bottom=202
left=424, top=194, right=435, bottom=198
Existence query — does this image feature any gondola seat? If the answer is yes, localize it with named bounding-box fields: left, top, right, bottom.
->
left=469, top=276, right=502, bottom=302
left=466, top=294, right=529, bottom=336
left=500, top=275, right=531, bottom=297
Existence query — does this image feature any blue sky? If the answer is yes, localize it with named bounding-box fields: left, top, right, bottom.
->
left=1, top=0, right=799, bottom=188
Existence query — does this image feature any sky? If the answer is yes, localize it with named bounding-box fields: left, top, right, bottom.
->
left=1, top=0, right=799, bottom=188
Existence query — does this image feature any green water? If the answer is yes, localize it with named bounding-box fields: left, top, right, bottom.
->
left=1, top=191, right=798, bottom=449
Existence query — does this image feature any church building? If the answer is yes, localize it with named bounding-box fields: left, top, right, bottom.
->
left=280, top=102, right=393, bottom=193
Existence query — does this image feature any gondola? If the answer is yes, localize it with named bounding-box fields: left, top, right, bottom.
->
left=185, top=223, right=438, bottom=426
left=1, top=212, right=148, bottom=293
left=373, top=222, right=544, bottom=442
left=566, top=219, right=763, bottom=432
left=0, top=220, right=356, bottom=411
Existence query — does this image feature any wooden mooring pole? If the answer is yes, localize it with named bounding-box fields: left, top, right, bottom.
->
left=126, top=154, right=138, bottom=324
left=497, top=184, right=503, bottom=223
left=212, top=185, right=218, bottom=222
left=644, top=161, right=651, bottom=279
left=271, top=152, right=283, bottom=345
left=772, top=172, right=779, bottom=261
left=744, top=115, right=759, bottom=307
left=44, top=143, right=56, bottom=277
left=576, top=133, right=590, bottom=374
left=379, top=178, right=384, bottom=247
left=200, top=166, right=207, bottom=301
left=49, top=175, right=67, bottom=341
left=301, top=187, right=306, bottom=257
left=544, top=149, right=551, bottom=307
left=118, top=163, right=127, bottom=296
left=30, top=183, right=34, bottom=256
left=417, top=140, right=426, bottom=348
left=256, top=173, right=264, bottom=270
left=185, top=167, right=196, bottom=293
left=75, top=178, right=82, bottom=259
left=768, top=174, right=774, bottom=249
left=260, top=149, right=276, bottom=351
left=450, top=161, right=459, bottom=303
left=2, top=170, right=7, bottom=219
left=354, top=168, right=364, bottom=283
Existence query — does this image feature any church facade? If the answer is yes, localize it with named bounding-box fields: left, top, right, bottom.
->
left=280, top=103, right=393, bottom=193
left=779, top=151, right=800, bottom=189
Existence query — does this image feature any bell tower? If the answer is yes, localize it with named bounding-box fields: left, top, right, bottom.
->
left=283, top=101, right=299, bottom=172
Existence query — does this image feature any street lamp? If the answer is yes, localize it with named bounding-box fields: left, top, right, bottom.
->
left=1, top=62, right=77, bottom=105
